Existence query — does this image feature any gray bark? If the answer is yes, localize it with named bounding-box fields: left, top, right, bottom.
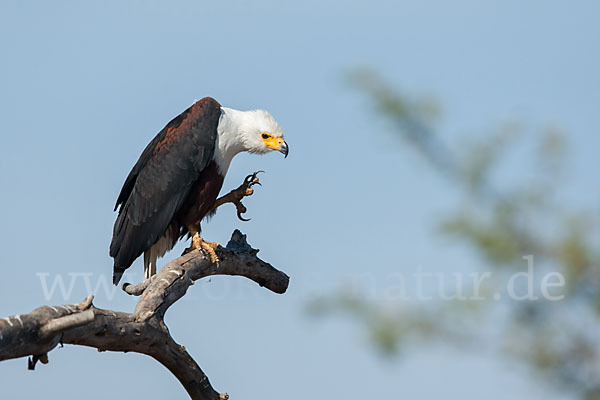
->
left=0, top=230, right=289, bottom=400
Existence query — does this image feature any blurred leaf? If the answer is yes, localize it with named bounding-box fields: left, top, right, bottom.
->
left=556, top=218, right=593, bottom=284
left=347, top=68, right=453, bottom=174
left=314, top=69, right=600, bottom=399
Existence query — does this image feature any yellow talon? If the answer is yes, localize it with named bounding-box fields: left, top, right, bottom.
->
left=186, top=232, right=219, bottom=263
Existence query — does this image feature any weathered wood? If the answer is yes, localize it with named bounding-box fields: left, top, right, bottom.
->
left=0, top=230, right=288, bottom=400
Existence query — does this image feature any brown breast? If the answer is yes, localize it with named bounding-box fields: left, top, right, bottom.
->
left=176, top=160, right=225, bottom=230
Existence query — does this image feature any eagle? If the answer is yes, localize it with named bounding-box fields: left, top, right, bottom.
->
left=109, top=97, right=288, bottom=285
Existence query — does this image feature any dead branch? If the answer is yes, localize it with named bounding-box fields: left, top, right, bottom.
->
left=0, top=230, right=289, bottom=400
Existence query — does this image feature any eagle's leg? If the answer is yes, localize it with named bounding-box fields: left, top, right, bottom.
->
left=183, top=228, right=220, bottom=264
left=211, top=171, right=263, bottom=221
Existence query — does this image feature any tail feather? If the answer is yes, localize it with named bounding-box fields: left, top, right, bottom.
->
left=144, top=250, right=157, bottom=280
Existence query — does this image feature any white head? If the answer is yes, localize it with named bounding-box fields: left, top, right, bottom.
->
left=215, top=107, right=288, bottom=174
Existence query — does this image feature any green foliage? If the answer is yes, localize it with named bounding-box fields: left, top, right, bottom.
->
left=312, top=69, right=600, bottom=398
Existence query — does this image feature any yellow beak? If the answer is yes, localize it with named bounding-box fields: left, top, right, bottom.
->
left=263, top=136, right=289, bottom=158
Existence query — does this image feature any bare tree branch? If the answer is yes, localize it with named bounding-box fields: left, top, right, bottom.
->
left=0, top=230, right=289, bottom=400
left=38, top=309, right=95, bottom=338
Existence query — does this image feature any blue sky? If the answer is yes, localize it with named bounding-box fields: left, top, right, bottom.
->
left=0, top=1, right=597, bottom=399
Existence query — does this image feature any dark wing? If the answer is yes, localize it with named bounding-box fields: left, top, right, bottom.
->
left=110, top=97, right=221, bottom=283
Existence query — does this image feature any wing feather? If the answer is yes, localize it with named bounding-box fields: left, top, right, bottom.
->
left=110, top=97, right=221, bottom=281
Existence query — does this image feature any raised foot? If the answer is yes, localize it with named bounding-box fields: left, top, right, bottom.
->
left=211, top=170, right=263, bottom=221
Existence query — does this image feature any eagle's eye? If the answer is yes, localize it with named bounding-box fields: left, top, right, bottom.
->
left=261, top=133, right=270, bottom=139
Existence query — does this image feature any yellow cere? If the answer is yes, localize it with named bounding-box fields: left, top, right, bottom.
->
left=261, top=132, right=285, bottom=150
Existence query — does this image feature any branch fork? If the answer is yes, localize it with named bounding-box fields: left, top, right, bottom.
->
left=0, top=229, right=289, bottom=400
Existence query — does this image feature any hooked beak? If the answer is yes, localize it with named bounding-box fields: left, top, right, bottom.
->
left=262, top=134, right=289, bottom=158
left=279, top=140, right=289, bottom=158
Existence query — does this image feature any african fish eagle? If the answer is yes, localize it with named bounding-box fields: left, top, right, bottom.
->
left=109, top=97, right=288, bottom=285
